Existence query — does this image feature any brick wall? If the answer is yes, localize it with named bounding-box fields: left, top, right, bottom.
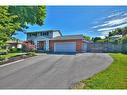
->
left=49, top=39, right=83, bottom=52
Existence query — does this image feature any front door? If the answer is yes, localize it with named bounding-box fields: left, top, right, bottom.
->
left=37, top=41, right=45, bottom=50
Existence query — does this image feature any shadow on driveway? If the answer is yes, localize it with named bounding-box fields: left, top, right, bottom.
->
left=46, top=52, right=76, bottom=55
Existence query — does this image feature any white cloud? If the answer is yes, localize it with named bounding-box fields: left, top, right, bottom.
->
left=91, top=10, right=127, bottom=36
left=107, top=11, right=124, bottom=18
left=105, top=17, right=127, bottom=26
left=93, top=17, right=127, bottom=29
left=98, top=23, right=127, bottom=32
left=92, top=11, right=127, bottom=29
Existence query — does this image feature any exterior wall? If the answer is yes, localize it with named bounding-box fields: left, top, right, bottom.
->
left=8, top=43, right=22, bottom=49
left=29, top=36, right=50, bottom=51
left=27, top=33, right=52, bottom=41
left=49, top=39, right=83, bottom=52
left=52, top=31, right=61, bottom=38
left=26, top=30, right=62, bottom=51
left=27, top=30, right=61, bottom=41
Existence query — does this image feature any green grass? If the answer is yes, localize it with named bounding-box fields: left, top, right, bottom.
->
left=82, top=53, right=127, bottom=89
left=1, top=53, right=25, bottom=59
left=0, top=53, right=26, bottom=65
left=3, top=53, right=25, bottom=58
left=0, top=49, right=7, bottom=52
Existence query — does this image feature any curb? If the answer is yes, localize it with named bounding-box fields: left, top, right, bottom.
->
left=0, top=59, right=25, bottom=68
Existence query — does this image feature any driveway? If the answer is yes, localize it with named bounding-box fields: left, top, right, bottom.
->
left=0, top=53, right=113, bottom=89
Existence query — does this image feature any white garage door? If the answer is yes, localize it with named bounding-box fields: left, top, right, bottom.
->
left=54, top=42, right=76, bottom=52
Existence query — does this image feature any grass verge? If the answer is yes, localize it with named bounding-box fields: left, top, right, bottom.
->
left=2, top=53, right=26, bottom=59
left=81, top=53, right=127, bottom=89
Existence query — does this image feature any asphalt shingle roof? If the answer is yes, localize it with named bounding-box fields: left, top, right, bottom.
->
left=51, top=35, right=84, bottom=40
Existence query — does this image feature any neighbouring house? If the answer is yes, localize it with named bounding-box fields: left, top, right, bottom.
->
left=110, top=35, right=123, bottom=41
left=6, top=40, right=23, bottom=49
left=6, top=39, right=35, bottom=52
left=26, top=30, right=87, bottom=53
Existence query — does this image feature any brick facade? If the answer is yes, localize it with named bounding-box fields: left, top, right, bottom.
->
left=49, top=39, right=83, bottom=52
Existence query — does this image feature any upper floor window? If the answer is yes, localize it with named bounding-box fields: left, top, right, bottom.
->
left=28, top=31, right=50, bottom=37
left=41, top=32, right=49, bottom=36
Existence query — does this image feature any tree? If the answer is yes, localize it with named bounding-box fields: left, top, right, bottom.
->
left=83, top=35, right=91, bottom=40
left=8, top=6, right=46, bottom=34
left=110, top=27, right=127, bottom=37
left=0, top=6, right=21, bottom=47
left=108, top=32, right=113, bottom=37
left=0, top=6, right=46, bottom=47
left=92, top=37, right=102, bottom=42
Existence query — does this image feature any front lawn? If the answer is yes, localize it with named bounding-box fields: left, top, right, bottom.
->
left=0, top=49, right=7, bottom=52
left=0, top=53, right=26, bottom=64
left=3, top=53, right=25, bottom=58
left=81, top=53, right=127, bottom=89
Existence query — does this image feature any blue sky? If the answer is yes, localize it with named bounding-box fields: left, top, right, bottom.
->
left=15, top=6, right=127, bottom=40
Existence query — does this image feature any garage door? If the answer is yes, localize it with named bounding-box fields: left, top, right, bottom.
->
left=54, top=42, right=76, bottom=52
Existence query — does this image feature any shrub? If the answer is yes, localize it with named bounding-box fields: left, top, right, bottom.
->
left=22, top=41, right=35, bottom=52
left=9, top=48, right=22, bottom=53
left=0, top=49, right=8, bottom=55
left=0, top=55, right=6, bottom=61
left=9, top=48, right=18, bottom=53
left=122, top=44, right=127, bottom=54
left=122, top=36, right=127, bottom=53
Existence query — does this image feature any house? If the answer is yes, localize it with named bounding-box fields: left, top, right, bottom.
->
left=26, top=30, right=87, bottom=53
left=6, top=40, right=23, bottom=49
left=110, top=35, right=122, bottom=41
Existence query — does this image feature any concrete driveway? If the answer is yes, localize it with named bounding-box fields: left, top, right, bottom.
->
left=0, top=53, right=113, bottom=89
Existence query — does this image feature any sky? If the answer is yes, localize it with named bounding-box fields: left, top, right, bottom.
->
left=15, top=6, right=127, bottom=40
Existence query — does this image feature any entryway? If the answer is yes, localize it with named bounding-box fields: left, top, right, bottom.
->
left=37, top=41, right=45, bottom=50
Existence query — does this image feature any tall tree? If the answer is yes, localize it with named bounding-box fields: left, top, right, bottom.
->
left=0, top=6, right=46, bottom=46
left=8, top=6, right=46, bottom=34
left=92, top=37, right=102, bottom=42
left=83, top=35, right=91, bottom=40
left=0, top=6, right=21, bottom=46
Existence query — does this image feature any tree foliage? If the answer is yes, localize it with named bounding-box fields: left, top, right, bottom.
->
left=0, top=6, right=46, bottom=46
left=0, top=6, right=21, bottom=46
left=109, top=27, right=127, bottom=37
left=92, top=37, right=102, bottom=42
left=83, top=35, right=91, bottom=40
left=8, top=6, right=46, bottom=32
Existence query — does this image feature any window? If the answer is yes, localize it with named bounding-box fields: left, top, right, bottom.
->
left=40, top=32, right=43, bottom=36
left=32, top=33, right=37, bottom=36
left=28, top=34, right=31, bottom=37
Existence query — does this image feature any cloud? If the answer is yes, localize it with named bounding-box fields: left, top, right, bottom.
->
left=105, top=17, right=127, bottom=26
left=92, top=10, right=127, bottom=36
left=98, top=23, right=127, bottom=32
left=95, top=17, right=127, bottom=28
left=107, top=11, right=125, bottom=18
left=93, top=15, right=127, bottom=29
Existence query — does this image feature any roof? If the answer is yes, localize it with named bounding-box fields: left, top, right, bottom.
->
left=111, top=35, right=122, bottom=38
left=26, top=30, right=62, bottom=36
left=6, top=40, right=23, bottom=44
left=51, top=35, right=84, bottom=40
left=26, top=30, right=61, bottom=34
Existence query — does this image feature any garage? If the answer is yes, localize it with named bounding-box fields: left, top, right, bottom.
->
left=54, top=42, right=76, bottom=52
